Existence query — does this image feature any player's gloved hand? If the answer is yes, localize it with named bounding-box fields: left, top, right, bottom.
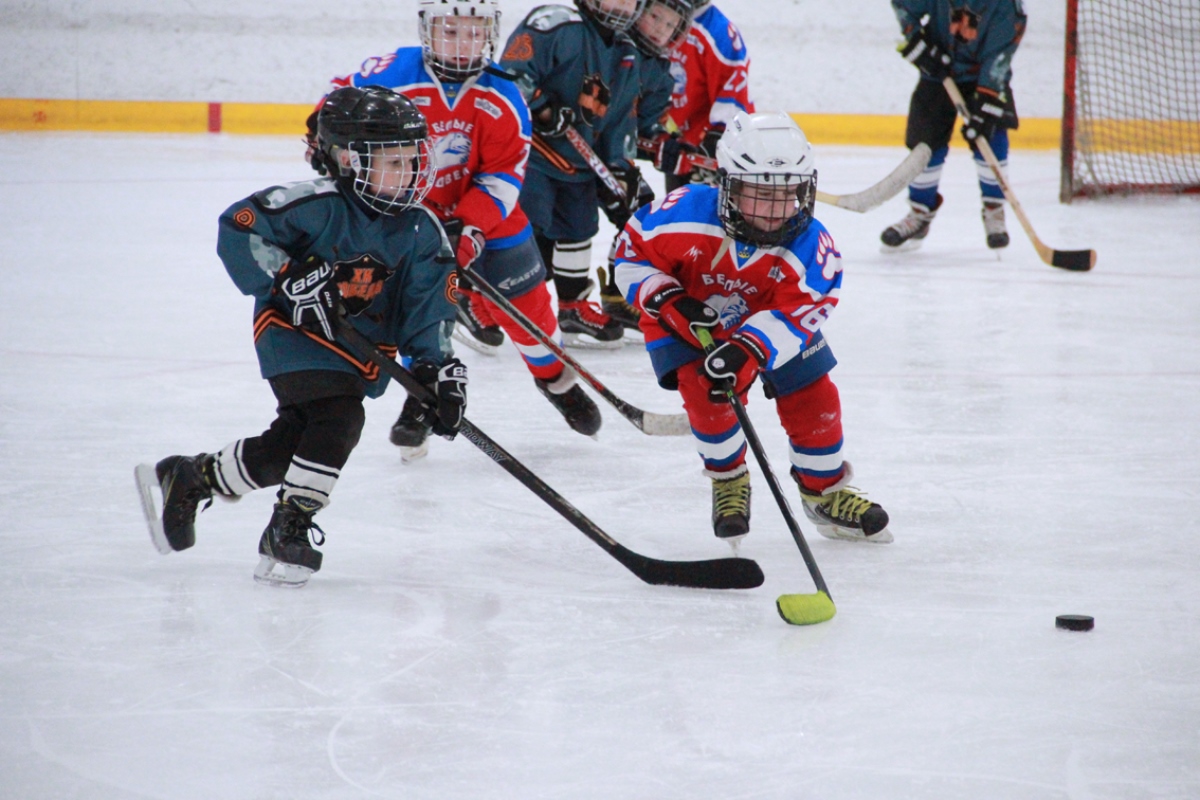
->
left=441, top=217, right=486, bottom=269
left=277, top=255, right=341, bottom=341
left=598, top=163, right=654, bottom=229
left=899, top=25, right=951, bottom=79
left=643, top=133, right=701, bottom=177
left=642, top=284, right=719, bottom=350
left=700, top=333, right=768, bottom=402
left=533, top=102, right=575, bottom=138
left=412, top=358, right=468, bottom=440
left=962, top=87, right=1005, bottom=143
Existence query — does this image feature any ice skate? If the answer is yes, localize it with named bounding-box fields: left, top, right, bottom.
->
left=711, top=470, right=751, bottom=546
left=389, top=394, right=430, bottom=463
left=134, top=454, right=216, bottom=554
left=982, top=200, right=1010, bottom=249
left=795, top=466, right=891, bottom=544
left=535, top=370, right=602, bottom=437
left=254, top=497, right=325, bottom=587
left=557, top=280, right=624, bottom=350
left=597, top=265, right=642, bottom=333
left=880, top=195, right=942, bottom=252
left=453, top=284, right=505, bottom=355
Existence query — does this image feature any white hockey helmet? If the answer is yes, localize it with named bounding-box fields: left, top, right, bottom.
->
left=419, top=0, right=501, bottom=82
left=715, top=111, right=818, bottom=246
left=575, top=0, right=647, bottom=33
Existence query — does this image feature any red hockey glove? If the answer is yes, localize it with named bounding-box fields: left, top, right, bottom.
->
left=701, top=334, right=768, bottom=401
left=642, top=284, right=719, bottom=350
left=441, top=218, right=487, bottom=269
left=641, top=133, right=700, bottom=177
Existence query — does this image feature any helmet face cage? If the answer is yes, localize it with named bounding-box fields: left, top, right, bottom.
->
left=629, top=0, right=694, bottom=56
left=419, top=1, right=500, bottom=82
left=718, top=170, right=817, bottom=247
left=342, top=138, right=436, bottom=216
left=577, top=0, right=647, bottom=33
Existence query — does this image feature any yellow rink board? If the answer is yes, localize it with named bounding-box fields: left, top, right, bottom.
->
left=2, top=97, right=1192, bottom=153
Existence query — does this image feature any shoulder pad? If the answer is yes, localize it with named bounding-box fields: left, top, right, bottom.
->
left=255, top=178, right=339, bottom=210
left=524, top=5, right=583, bottom=32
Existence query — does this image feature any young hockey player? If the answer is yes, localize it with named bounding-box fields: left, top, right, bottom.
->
left=613, top=111, right=891, bottom=544
left=500, top=0, right=654, bottom=349
left=135, top=86, right=468, bottom=587
left=331, top=0, right=603, bottom=457
left=882, top=0, right=1026, bottom=251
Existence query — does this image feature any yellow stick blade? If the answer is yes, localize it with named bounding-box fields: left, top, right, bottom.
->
left=776, top=591, right=837, bottom=626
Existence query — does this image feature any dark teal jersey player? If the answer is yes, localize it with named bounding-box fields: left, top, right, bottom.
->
left=134, top=86, right=467, bottom=588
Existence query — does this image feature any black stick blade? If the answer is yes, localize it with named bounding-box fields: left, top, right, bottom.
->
left=614, top=547, right=765, bottom=589
left=1051, top=248, right=1096, bottom=271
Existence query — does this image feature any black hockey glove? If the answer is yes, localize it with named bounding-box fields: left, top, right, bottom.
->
left=412, top=358, right=468, bottom=440
left=532, top=102, right=575, bottom=138
left=642, top=133, right=700, bottom=177
left=962, top=87, right=1006, bottom=143
left=700, top=333, right=768, bottom=402
left=277, top=255, right=341, bottom=341
left=642, top=283, right=719, bottom=351
left=598, top=163, right=654, bottom=229
left=899, top=26, right=951, bottom=80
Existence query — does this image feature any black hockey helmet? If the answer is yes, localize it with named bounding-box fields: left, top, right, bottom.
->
left=575, top=0, right=646, bottom=34
left=317, top=85, right=435, bottom=215
left=628, top=0, right=698, bottom=57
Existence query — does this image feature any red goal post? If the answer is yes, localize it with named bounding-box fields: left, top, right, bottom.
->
left=1060, top=0, right=1200, bottom=202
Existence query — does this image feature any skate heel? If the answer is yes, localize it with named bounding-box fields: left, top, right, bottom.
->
left=253, top=556, right=314, bottom=588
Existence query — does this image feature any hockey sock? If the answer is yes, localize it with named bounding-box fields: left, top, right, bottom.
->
left=487, top=282, right=565, bottom=382
left=551, top=239, right=593, bottom=301
left=775, top=374, right=846, bottom=493
left=974, top=129, right=1009, bottom=202
left=907, top=145, right=947, bottom=210
left=677, top=363, right=747, bottom=473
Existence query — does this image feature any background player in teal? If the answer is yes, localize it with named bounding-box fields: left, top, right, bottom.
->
left=135, top=87, right=467, bottom=588
left=882, top=0, right=1027, bottom=252
left=500, top=0, right=652, bottom=348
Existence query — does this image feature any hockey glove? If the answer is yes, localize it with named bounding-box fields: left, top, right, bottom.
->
left=277, top=255, right=341, bottom=341
left=642, top=284, right=719, bottom=350
left=412, top=358, right=468, bottom=440
left=700, top=334, right=768, bottom=402
left=532, top=102, right=575, bottom=138
left=642, top=133, right=700, bottom=177
left=598, top=163, right=655, bottom=229
left=441, top=217, right=486, bottom=270
left=899, top=26, right=951, bottom=80
left=962, top=87, right=1005, bottom=143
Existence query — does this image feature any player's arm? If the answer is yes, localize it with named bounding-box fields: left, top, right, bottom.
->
left=702, top=18, right=753, bottom=134
left=216, top=187, right=323, bottom=300
left=451, top=90, right=532, bottom=241
left=975, top=0, right=1026, bottom=96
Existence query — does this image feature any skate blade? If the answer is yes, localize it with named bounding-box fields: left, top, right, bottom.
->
left=880, top=239, right=924, bottom=254
left=452, top=327, right=501, bottom=356
left=134, top=463, right=173, bottom=555
left=253, top=555, right=313, bottom=587
left=399, top=441, right=429, bottom=464
left=561, top=332, right=623, bottom=350
left=719, top=533, right=747, bottom=556
left=815, top=523, right=894, bottom=544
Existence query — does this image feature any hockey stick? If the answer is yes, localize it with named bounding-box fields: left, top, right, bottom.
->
left=636, top=137, right=932, bottom=213
left=336, top=321, right=763, bottom=590
left=943, top=77, right=1096, bottom=272
left=461, top=264, right=690, bottom=436
left=563, top=126, right=627, bottom=201
left=696, top=329, right=835, bottom=624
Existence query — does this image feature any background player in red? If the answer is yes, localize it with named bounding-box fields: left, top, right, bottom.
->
left=329, top=0, right=603, bottom=458
left=613, top=111, right=891, bottom=545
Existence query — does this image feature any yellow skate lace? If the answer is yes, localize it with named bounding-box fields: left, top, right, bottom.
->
left=713, top=473, right=751, bottom=517
left=818, top=488, right=874, bottom=523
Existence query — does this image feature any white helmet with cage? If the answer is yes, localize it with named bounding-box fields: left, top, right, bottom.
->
left=575, top=0, right=647, bottom=33
left=419, top=0, right=501, bottom=82
left=715, top=111, right=818, bottom=246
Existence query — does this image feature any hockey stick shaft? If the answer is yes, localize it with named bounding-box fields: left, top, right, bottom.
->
left=336, top=322, right=763, bottom=590
left=942, top=78, right=1096, bottom=271
left=462, top=264, right=689, bottom=436
left=563, top=127, right=627, bottom=200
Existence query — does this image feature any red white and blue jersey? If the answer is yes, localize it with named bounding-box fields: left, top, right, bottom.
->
left=667, top=4, right=754, bottom=147
left=613, top=185, right=842, bottom=372
left=336, top=47, right=533, bottom=249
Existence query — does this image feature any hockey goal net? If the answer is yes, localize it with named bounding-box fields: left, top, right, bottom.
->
left=1060, top=0, right=1200, bottom=201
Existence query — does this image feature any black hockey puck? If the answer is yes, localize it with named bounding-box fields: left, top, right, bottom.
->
left=1055, top=614, right=1094, bottom=632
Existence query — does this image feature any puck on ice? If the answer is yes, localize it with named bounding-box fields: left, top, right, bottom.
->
left=1055, top=614, right=1094, bottom=631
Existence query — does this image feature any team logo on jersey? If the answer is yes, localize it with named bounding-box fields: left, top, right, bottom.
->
left=333, top=255, right=391, bottom=315
left=503, top=33, right=535, bottom=61
left=578, top=74, right=611, bottom=124
left=712, top=293, right=750, bottom=330
left=359, top=54, right=396, bottom=78
left=950, top=7, right=980, bottom=44
left=669, top=60, right=687, bottom=96
left=434, top=132, right=473, bottom=171
left=232, top=207, right=255, bottom=228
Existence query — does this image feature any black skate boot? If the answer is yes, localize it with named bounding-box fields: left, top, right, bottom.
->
left=453, top=282, right=505, bottom=355
left=135, top=454, right=216, bottom=553
left=557, top=280, right=624, bottom=349
left=794, top=464, right=891, bottom=544
left=389, top=394, right=431, bottom=463
left=535, top=371, right=602, bottom=436
left=880, top=194, right=942, bottom=251
left=254, top=496, right=325, bottom=587
left=711, top=471, right=751, bottom=541
left=597, top=265, right=641, bottom=332
left=982, top=200, right=1010, bottom=249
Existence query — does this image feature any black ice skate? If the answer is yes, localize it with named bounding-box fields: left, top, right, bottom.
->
left=795, top=465, right=891, bottom=544
left=982, top=200, right=1010, bottom=249
left=389, top=394, right=431, bottom=463
left=134, top=454, right=216, bottom=554
left=711, top=471, right=751, bottom=543
left=597, top=265, right=642, bottom=332
left=535, top=371, right=602, bottom=437
left=880, top=195, right=942, bottom=252
left=254, top=496, right=326, bottom=587
left=453, top=283, right=505, bottom=355
left=557, top=280, right=624, bottom=349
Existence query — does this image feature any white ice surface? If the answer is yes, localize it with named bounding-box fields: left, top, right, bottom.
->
left=2, top=133, right=1199, bottom=799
